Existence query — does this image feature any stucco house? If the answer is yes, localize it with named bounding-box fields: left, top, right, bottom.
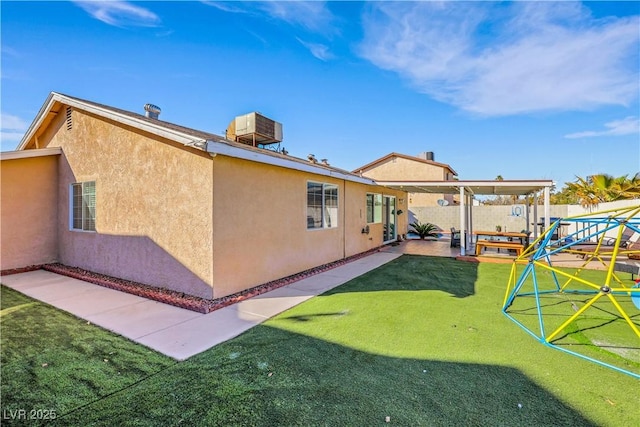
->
left=1, top=92, right=407, bottom=300
left=353, top=152, right=458, bottom=208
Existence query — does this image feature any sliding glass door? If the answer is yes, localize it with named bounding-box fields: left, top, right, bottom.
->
left=382, top=196, right=396, bottom=243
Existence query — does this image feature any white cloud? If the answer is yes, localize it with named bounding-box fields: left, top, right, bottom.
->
left=203, top=1, right=335, bottom=33
left=565, top=116, right=640, bottom=139
left=200, top=1, right=250, bottom=15
left=1, top=113, right=28, bottom=150
left=205, top=1, right=337, bottom=59
left=1, top=131, right=25, bottom=143
left=358, top=2, right=640, bottom=116
left=73, top=1, right=160, bottom=28
left=258, top=1, right=335, bottom=34
left=1, top=113, right=29, bottom=131
left=297, top=38, right=335, bottom=61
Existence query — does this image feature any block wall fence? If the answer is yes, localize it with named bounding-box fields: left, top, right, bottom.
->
left=410, top=200, right=640, bottom=238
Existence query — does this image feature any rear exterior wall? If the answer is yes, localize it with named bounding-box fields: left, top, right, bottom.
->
left=0, top=155, right=59, bottom=270
left=210, top=155, right=407, bottom=298
left=38, top=108, right=215, bottom=299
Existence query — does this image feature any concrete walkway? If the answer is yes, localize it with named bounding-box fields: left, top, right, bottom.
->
left=1, top=252, right=401, bottom=360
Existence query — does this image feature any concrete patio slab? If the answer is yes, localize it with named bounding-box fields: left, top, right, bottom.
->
left=1, top=250, right=403, bottom=360
left=235, top=286, right=315, bottom=319
left=136, top=306, right=265, bottom=360
left=49, top=286, right=150, bottom=317
left=85, top=299, right=202, bottom=341
left=288, top=273, right=348, bottom=294
left=1, top=272, right=104, bottom=302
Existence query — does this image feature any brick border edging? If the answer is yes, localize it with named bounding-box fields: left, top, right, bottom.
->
left=1, top=246, right=386, bottom=314
left=1, top=265, right=44, bottom=276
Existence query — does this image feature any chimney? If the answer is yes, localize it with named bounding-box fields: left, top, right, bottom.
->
left=144, top=103, right=161, bottom=119
left=418, top=151, right=435, bottom=161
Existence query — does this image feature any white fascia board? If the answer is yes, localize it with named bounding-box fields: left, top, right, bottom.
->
left=1, top=147, right=62, bottom=160
left=17, top=92, right=56, bottom=150
left=377, top=180, right=554, bottom=187
left=461, top=180, right=555, bottom=187
left=206, top=140, right=378, bottom=186
left=18, top=92, right=207, bottom=150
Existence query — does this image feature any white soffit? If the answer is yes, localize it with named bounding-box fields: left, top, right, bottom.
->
left=376, top=180, right=555, bottom=196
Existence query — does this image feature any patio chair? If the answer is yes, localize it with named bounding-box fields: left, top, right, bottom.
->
left=627, top=239, right=640, bottom=260
left=573, top=226, right=636, bottom=252
left=450, top=227, right=461, bottom=248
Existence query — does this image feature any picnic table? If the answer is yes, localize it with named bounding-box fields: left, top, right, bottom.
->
left=474, top=231, right=529, bottom=256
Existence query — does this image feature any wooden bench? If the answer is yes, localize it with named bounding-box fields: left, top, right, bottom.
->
left=475, top=240, right=525, bottom=256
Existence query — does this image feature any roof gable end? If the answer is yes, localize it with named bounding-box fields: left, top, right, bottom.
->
left=354, top=152, right=458, bottom=176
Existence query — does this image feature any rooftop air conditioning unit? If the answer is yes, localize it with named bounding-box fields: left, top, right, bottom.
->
left=227, top=112, right=283, bottom=147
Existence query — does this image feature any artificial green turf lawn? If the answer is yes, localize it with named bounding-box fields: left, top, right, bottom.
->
left=0, top=286, right=176, bottom=425
left=2, top=256, right=639, bottom=426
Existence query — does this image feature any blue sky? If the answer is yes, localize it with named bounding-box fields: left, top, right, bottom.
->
left=2, top=1, right=639, bottom=189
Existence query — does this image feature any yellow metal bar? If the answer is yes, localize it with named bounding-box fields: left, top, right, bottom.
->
left=546, top=292, right=604, bottom=342
left=504, top=262, right=519, bottom=307
left=533, top=261, right=601, bottom=291
left=563, top=205, right=639, bottom=221
left=603, top=224, right=626, bottom=287
left=606, top=293, right=640, bottom=339
left=559, top=252, right=603, bottom=291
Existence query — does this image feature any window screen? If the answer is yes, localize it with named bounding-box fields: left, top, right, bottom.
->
left=71, top=181, right=96, bottom=231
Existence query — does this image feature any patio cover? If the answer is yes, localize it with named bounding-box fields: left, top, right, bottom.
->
left=376, top=179, right=555, bottom=255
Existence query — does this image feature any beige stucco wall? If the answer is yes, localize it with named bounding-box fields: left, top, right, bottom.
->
left=360, top=156, right=456, bottom=207
left=17, top=103, right=408, bottom=300
left=1, top=154, right=59, bottom=270
left=38, top=108, right=215, bottom=299
left=210, top=156, right=407, bottom=298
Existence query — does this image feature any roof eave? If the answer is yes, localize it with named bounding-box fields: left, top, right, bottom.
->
left=18, top=92, right=209, bottom=151
left=206, top=140, right=380, bottom=186
left=1, top=146, right=62, bottom=160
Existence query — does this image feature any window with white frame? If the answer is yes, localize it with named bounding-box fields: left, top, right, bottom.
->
left=366, top=193, right=382, bottom=223
left=70, top=181, right=96, bottom=231
left=307, top=182, right=338, bottom=229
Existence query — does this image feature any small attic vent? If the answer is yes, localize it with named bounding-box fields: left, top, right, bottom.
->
left=65, top=107, right=72, bottom=131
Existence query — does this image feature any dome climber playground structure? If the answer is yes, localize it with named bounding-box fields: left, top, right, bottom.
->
left=502, top=205, right=640, bottom=379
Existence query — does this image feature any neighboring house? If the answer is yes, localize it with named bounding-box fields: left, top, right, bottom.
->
left=1, top=92, right=407, bottom=300
left=353, top=152, right=458, bottom=208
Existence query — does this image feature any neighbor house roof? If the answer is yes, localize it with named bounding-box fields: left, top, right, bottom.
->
left=353, top=152, right=458, bottom=177
left=18, top=92, right=377, bottom=186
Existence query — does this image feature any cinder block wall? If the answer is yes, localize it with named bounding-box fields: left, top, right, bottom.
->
left=410, top=204, right=567, bottom=234
left=410, top=201, right=639, bottom=239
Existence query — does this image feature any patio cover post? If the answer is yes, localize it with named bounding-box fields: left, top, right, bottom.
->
left=533, top=193, right=539, bottom=240
left=460, top=186, right=466, bottom=256
left=468, top=194, right=474, bottom=246
left=525, top=196, right=531, bottom=235
left=544, top=186, right=550, bottom=232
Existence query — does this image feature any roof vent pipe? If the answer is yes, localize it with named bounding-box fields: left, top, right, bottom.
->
left=144, top=103, right=161, bottom=119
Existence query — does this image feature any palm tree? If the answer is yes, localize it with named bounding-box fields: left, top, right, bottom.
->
left=566, top=173, right=640, bottom=208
